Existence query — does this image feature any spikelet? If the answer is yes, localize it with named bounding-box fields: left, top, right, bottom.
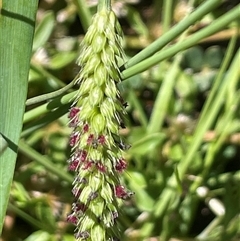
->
left=67, top=6, right=132, bottom=241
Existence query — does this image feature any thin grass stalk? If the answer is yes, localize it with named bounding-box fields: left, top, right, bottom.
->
left=147, top=26, right=191, bottom=134
left=73, top=0, right=92, bottom=32
left=23, top=6, right=239, bottom=125
left=162, top=0, right=174, bottom=33
left=124, top=0, right=223, bottom=69
left=122, top=5, right=240, bottom=79
left=18, top=140, right=72, bottom=183
left=154, top=48, right=240, bottom=219
left=190, top=93, right=240, bottom=192
left=194, top=33, right=238, bottom=124
left=8, top=203, right=53, bottom=232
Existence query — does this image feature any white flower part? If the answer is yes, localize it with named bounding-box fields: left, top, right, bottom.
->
left=208, top=198, right=225, bottom=216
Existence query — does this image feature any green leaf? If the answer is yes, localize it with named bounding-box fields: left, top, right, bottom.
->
left=0, top=0, right=38, bottom=233
left=23, top=230, right=51, bottom=241
left=32, top=11, right=55, bottom=52
left=126, top=6, right=149, bottom=37
left=48, top=51, right=77, bottom=69
left=127, top=172, right=154, bottom=211
left=129, top=132, right=165, bottom=156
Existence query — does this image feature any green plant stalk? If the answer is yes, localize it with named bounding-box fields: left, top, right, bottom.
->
left=26, top=79, right=75, bottom=106
left=23, top=91, right=75, bottom=124
left=181, top=93, right=239, bottom=234
left=124, top=0, right=222, bottom=69
left=162, top=0, right=173, bottom=33
left=197, top=216, right=224, bottom=240
left=18, top=140, right=72, bottom=183
left=122, top=5, right=240, bottom=79
left=128, top=90, right=148, bottom=128
left=97, top=0, right=111, bottom=11
left=160, top=194, right=181, bottom=241
left=73, top=0, right=92, bottom=32
left=183, top=93, right=240, bottom=233
left=178, top=50, right=240, bottom=180
left=0, top=0, right=38, bottom=233
left=23, top=6, right=239, bottom=122
left=195, top=34, right=238, bottom=124
left=30, top=63, right=67, bottom=88
left=147, top=27, right=190, bottom=134
left=225, top=26, right=240, bottom=109
left=8, top=203, right=53, bottom=232
left=190, top=94, right=240, bottom=192
left=147, top=55, right=181, bottom=134
left=22, top=103, right=71, bottom=137
left=154, top=48, right=240, bottom=219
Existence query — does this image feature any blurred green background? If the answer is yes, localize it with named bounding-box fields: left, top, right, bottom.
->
left=1, top=0, right=239, bottom=241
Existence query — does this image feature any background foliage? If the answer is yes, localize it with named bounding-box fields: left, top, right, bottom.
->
left=0, top=0, right=240, bottom=241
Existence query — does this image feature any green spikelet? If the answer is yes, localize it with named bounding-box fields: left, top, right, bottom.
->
left=67, top=4, right=131, bottom=241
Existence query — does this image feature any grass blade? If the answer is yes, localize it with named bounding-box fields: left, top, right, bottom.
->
left=0, top=1, right=38, bottom=233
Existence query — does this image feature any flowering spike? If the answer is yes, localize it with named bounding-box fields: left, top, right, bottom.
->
left=67, top=3, right=132, bottom=241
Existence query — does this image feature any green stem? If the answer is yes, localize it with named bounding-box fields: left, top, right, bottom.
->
left=190, top=94, right=240, bottom=192
left=128, top=90, right=148, bottom=128
left=8, top=203, right=53, bottom=232
left=147, top=26, right=190, bottom=134
left=26, top=80, right=75, bottom=106
left=97, top=0, right=111, bottom=11
left=30, top=63, right=66, bottom=88
left=197, top=216, right=224, bottom=240
left=178, top=48, right=240, bottom=181
left=23, top=91, right=75, bottom=124
left=73, top=0, right=92, bottom=32
left=196, top=33, right=238, bottom=124
left=162, top=0, right=173, bottom=33
left=18, top=140, right=72, bottom=183
left=154, top=47, right=240, bottom=219
left=122, top=4, right=239, bottom=79
left=124, top=0, right=222, bottom=69
left=147, top=54, right=181, bottom=134
left=22, top=103, right=71, bottom=137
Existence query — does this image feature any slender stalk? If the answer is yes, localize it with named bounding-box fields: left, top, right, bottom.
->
left=196, top=216, right=224, bottom=240
left=122, top=4, right=240, bottom=79
left=8, top=203, right=53, bottom=232
left=128, top=90, right=148, bottom=128
left=124, top=0, right=222, bottom=69
left=22, top=103, right=70, bottom=137
left=154, top=47, right=240, bottom=219
left=190, top=94, right=240, bottom=192
left=26, top=80, right=75, bottom=106
left=23, top=91, right=75, bottom=124
left=147, top=26, right=190, bottom=134
left=97, top=0, right=111, bottom=11
left=147, top=54, right=181, bottom=134
left=162, top=0, right=173, bottom=33
left=18, top=140, right=72, bottom=183
left=73, top=0, right=92, bottom=32
left=195, top=33, right=238, bottom=124
left=178, top=48, right=240, bottom=180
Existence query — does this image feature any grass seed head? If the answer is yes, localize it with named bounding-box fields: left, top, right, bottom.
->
left=67, top=6, right=131, bottom=241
